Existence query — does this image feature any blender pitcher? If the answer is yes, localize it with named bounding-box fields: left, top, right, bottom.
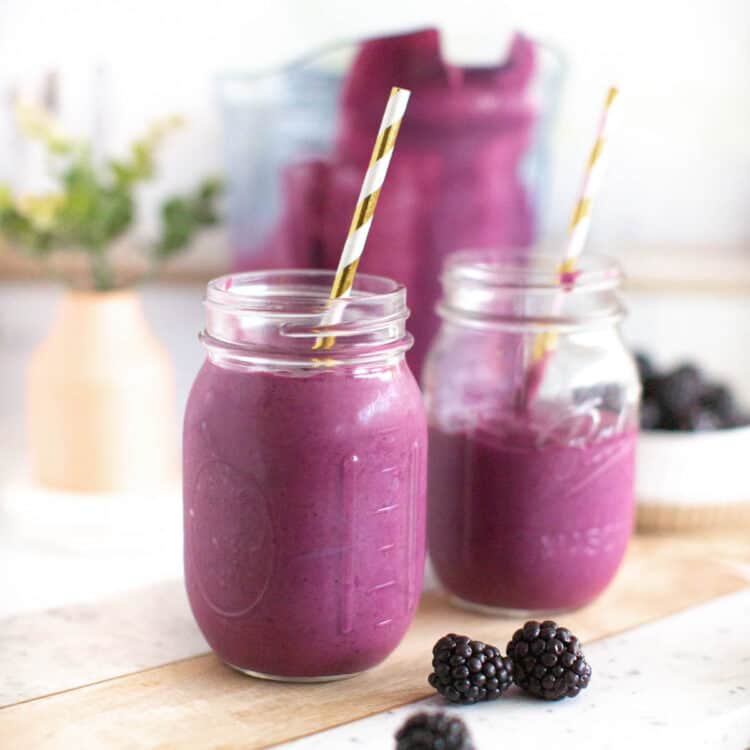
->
left=217, top=28, right=562, bottom=378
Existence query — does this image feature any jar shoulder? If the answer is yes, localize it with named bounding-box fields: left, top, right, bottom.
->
left=186, top=358, right=426, bottom=431
left=423, top=325, right=640, bottom=429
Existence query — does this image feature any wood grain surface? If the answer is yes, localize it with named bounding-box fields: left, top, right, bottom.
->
left=2, top=534, right=749, bottom=750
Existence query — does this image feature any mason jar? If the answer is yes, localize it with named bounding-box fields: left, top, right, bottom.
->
left=183, top=270, right=426, bottom=680
left=423, top=252, right=640, bottom=615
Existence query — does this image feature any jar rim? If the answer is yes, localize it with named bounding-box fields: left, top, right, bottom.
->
left=438, top=250, right=626, bottom=331
left=207, top=269, right=406, bottom=313
left=443, top=250, right=623, bottom=293
left=202, top=270, right=412, bottom=367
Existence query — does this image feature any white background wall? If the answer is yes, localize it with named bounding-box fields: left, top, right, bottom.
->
left=0, top=0, right=749, bottom=252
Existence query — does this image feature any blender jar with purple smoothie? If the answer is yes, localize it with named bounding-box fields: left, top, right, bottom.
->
left=183, top=270, right=427, bottom=680
left=218, top=28, right=562, bottom=379
left=423, top=252, right=640, bottom=615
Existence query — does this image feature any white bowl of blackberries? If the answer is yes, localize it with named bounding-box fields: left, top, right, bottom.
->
left=636, top=352, right=750, bottom=531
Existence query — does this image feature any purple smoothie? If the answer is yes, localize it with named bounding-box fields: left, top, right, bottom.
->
left=184, top=359, right=426, bottom=678
left=428, top=409, right=636, bottom=612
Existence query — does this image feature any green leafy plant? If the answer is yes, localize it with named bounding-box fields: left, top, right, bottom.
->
left=0, top=101, right=222, bottom=290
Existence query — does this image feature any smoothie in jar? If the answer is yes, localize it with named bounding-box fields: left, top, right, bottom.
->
left=423, top=252, right=640, bottom=614
left=428, top=408, right=636, bottom=612
left=183, top=271, right=427, bottom=679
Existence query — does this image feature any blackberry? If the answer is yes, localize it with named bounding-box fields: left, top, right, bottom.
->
left=507, top=620, right=592, bottom=701
left=659, top=363, right=704, bottom=419
left=701, top=384, right=736, bottom=422
left=637, top=356, right=750, bottom=431
left=395, top=711, right=473, bottom=750
left=428, top=633, right=512, bottom=704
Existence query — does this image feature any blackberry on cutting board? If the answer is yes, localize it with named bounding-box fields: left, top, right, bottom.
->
left=428, top=633, right=513, bottom=704
left=507, top=620, right=592, bottom=701
left=395, top=711, right=474, bottom=750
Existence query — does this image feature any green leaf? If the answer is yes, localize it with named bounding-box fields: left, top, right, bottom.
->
left=154, top=198, right=197, bottom=258
left=0, top=184, right=12, bottom=209
left=0, top=204, right=56, bottom=255
left=153, top=177, right=223, bottom=259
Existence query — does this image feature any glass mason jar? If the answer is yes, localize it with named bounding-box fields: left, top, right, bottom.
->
left=423, top=252, right=640, bottom=615
left=183, top=270, right=427, bottom=681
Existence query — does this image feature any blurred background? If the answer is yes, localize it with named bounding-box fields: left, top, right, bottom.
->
left=1, top=0, right=749, bottom=617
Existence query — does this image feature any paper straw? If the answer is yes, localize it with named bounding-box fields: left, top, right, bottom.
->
left=313, top=86, right=411, bottom=350
left=531, top=86, right=620, bottom=362
left=560, top=85, right=620, bottom=276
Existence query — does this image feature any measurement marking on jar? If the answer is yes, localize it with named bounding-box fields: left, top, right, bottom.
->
left=337, top=454, right=358, bottom=636
left=375, top=503, right=399, bottom=514
left=378, top=543, right=395, bottom=552
left=370, top=580, right=396, bottom=592
left=406, top=441, right=420, bottom=612
left=376, top=618, right=394, bottom=628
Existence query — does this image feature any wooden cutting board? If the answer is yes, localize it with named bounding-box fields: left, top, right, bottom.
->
left=2, top=534, right=748, bottom=750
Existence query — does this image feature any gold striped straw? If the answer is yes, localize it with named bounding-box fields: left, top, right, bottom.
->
left=532, top=86, right=620, bottom=362
left=313, top=86, right=411, bottom=350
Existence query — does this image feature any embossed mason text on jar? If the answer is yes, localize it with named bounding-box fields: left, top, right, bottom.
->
left=423, top=252, right=640, bottom=615
left=183, top=271, right=427, bottom=680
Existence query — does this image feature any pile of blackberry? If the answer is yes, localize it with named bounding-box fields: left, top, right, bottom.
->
left=427, top=621, right=591, bottom=705
left=637, top=353, right=749, bottom=431
left=506, top=620, right=592, bottom=701
left=428, top=634, right=513, bottom=705
left=395, top=712, right=473, bottom=750
left=411, top=623, right=593, bottom=748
